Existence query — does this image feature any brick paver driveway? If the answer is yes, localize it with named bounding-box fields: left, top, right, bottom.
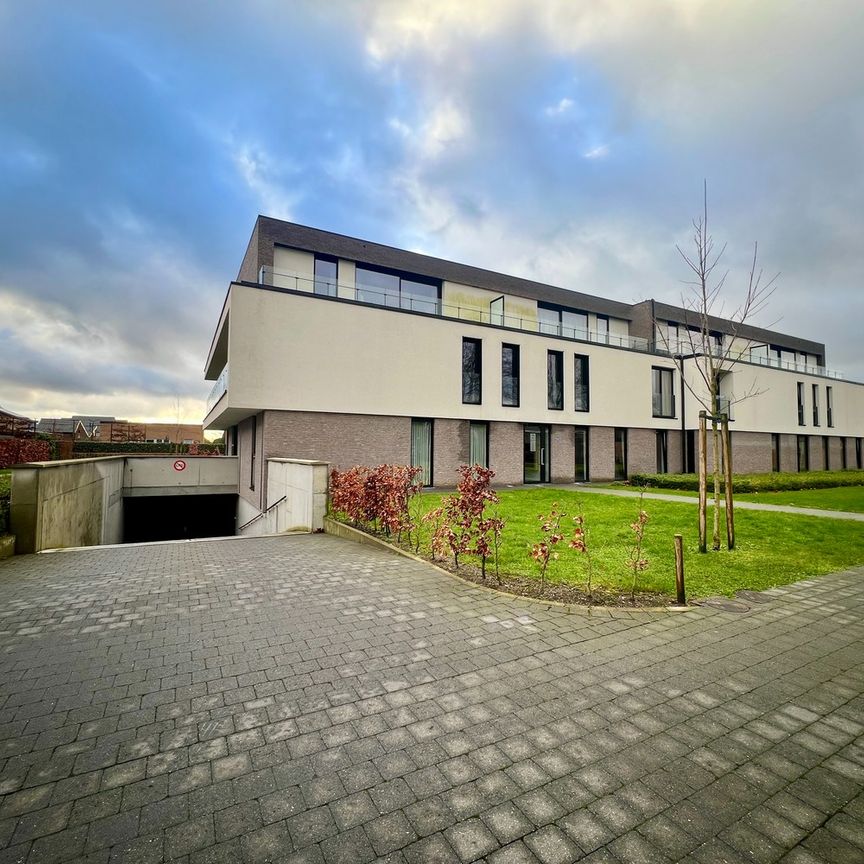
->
left=0, top=535, right=862, bottom=863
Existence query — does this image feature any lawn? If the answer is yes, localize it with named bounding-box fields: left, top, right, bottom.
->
left=597, top=482, right=864, bottom=513
left=410, top=487, right=864, bottom=599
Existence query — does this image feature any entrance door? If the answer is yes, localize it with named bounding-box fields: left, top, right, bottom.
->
left=523, top=425, right=550, bottom=483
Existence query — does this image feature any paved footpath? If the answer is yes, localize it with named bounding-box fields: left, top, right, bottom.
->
left=0, top=535, right=862, bottom=863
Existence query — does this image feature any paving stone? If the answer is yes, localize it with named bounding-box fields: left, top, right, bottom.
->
left=240, top=821, right=294, bottom=863
left=365, top=811, right=418, bottom=856
left=445, top=817, right=499, bottom=862
left=523, top=825, right=581, bottom=864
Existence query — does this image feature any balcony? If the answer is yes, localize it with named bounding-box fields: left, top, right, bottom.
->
left=257, top=266, right=652, bottom=352
left=207, top=367, right=229, bottom=413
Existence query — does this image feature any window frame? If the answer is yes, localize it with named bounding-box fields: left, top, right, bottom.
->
left=614, top=428, right=628, bottom=480
left=812, top=384, right=820, bottom=427
left=469, top=421, right=489, bottom=468
left=797, top=434, right=809, bottom=472
left=501, top=343, right=520, bottom=407
left=651, top=367, right=676, bottom=419
left=461, top=338, right=482, bottom=405
left=313, top=254, right=338, bottom=297
left=827, top=386, right=834, bottom=428
left=575, top=426, right=589, bottom=482
left=547, top=350, right=564, bottom=411
left=797, top=382, right=806, bottom=426
left=574, top=354, right=590, bottom=413
left=355, top=262, right=441, bottom=313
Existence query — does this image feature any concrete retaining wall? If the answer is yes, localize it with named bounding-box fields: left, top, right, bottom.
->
left=123, top=456, right=238, bottom=496
left=239, top=458, right=329, bottom=536
left=11, top=457, right=125, bottom=554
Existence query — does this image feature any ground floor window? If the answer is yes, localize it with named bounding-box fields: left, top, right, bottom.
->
left=841, top=437, right=848, bottom=470
left=575, top=427, right=589, bottom=481
left=858, top=438, right=863, bottom=470
left=823, top=436, right=830, bottom=470
left=656, top=430, right=668, bottom=474
left=469, top=421, right=488, bottom=468
left=411, top=419, right=433, bottom=486
left=771, top=433, right=780, bottom=472
left=797, top=435, right=809, bottom=472
left=614, top=428, right=628, bottom=480
left=524, top=425, right=550, bottom=483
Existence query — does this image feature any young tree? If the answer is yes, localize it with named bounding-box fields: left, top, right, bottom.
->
left=656, top=182, right=778, bottom=551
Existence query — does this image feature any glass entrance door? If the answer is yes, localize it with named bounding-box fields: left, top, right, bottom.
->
left=523, top=425, right=550, bottom=483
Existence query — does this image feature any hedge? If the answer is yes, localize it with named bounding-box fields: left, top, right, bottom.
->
left=0, top=438, right=52, bottom=469
left=0, top=472, right=9, bottom=534
left=629, top=470, right=864, bottom=493
left=73, top=441, right=222, bottom=455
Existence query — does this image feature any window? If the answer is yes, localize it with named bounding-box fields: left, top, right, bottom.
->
left=547, top=351, right=564, bottom=410
left=797, top=382, right=805, bottom=426
left=858, top=438, right=863, bottom=470
left=771, top=433, right=780, bottom=473
left=575, top=427, right=589, bottom=481
left=750, top=344, right=768, bottom=364
left=656, top=430, right=668, bottom=474
left=652, top=368, right=675, bottom=418
left=823, top=436, right=830, bottom=470
left=462, top=338, right=482, bottom=404
left=841, top=437, right=848, bottom=470
left=562, top=310, right=589, bottom=339
left=313, top=255, right=337, bottom=296
left=614, top=428, right=628, bottom=480
left=595, top=316, right=609, bottom=344
left=356, top=265, right=440, bottom=313
left=502, top=344, right=520, bottom=407
left=827, top=386, right=834, bottom=427
left=538, top=304, right=561, bottom=335
left=666, top=321, right=680, bottom=353
left=812, top=384, right=820, bottom=426
left=797, top=435, right=809, bottom=472
left=469, top=422, right=488, bottom=468
left=411, top=419, right=433, bottom=486
left=574, top=355, right=589, bottom=412
left=250, top=415, right=257, bottom=490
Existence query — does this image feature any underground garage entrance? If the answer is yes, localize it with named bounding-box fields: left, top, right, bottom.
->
left=122, top=493, right=238, bottom=543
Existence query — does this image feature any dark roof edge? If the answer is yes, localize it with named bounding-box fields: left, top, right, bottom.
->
left=651, top=300, right=825, bottom=357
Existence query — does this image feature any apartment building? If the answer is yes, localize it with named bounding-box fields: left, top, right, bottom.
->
left=204, top=217, right=864, bottom=512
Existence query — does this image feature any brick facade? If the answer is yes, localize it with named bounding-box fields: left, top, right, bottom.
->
left=432, top=419, right=466, bottom=488
left=627, top=428, right=657, bottom=476
left=550, top=424, right=575, bottom=484
left=729, top=431, right=773, bottom=474
left=489, top=421, right=523, bottom=485
left=589, top=426, right=615, bottom=481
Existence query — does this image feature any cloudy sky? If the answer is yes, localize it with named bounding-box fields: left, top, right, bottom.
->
left=2, top=0, right=862, bottom=424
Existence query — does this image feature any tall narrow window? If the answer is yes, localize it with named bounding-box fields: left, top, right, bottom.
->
left=411, top=419, right=433, bottom=486
left=812, top=384, right=820, bottom=426
left=823, top=436, right=830, bottom=470
left=797, top=382, right=805, bottom=426
left=771, top=433, right=780, bottom=472
left=575, top=427, right=589, bottom=482
left=841, top=437, right=848, bottom=470
left=547, top=351, right=564, bottom=410
left=858, top=439, right=863, bottom=470
left=652, top=368, right=675, bottom=418
left=462, top=338, right=482, bottom=404
left=502, top=344, right=520, bottom=407
left=574, top=355, right=589, bottom=412
left=614, top=428, right=628, bottom=480
left=250, top=415, right=257, bottom=491
left=797, top=435, right=809, bottom=472
left=313, top=255, right=338, bottom=296
left=656, top=430, right=668, bottom=474
left=827, top=386, right=834, bottom=428
left=469, top=422, right=488, bottom=468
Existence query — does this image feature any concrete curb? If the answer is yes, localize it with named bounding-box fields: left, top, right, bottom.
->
left=322, top=517, right=692, bottom=616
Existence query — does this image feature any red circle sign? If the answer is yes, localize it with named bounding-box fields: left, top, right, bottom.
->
left=173, top=460, right=187, bottom=472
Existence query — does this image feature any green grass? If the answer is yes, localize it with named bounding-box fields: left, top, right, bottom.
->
left=596, top=482, right=864, bottom=513
left=630, top=469, right=864, bottom=493
left=408, top=487, right=864, bottom=599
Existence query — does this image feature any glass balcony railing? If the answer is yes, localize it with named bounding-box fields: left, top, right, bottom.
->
left=206, top=367, right=228, bottom=413
left=258, top=266, right=652, bottom=351
left=255, top=267, right=845, bottom=377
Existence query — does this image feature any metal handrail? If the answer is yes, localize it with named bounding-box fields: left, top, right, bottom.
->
left=237, top=495, right=287, bottom=532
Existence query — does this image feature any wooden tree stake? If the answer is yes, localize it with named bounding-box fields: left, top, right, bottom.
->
left=674, top=534, right=686, bottom=605
left=698, top=411, right=708, bottom=553
left=721, top=415, right=734, bottom=550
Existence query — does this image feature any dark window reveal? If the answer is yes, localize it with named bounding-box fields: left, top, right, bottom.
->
left=462, top=339, right=482, bottom=404
left=547, top=351, right=564, bottom=410
left=502, top=344, right=520, bottom=407
left=574, top=355, right=589, bottom=412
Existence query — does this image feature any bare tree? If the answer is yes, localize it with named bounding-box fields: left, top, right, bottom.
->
left=655, top=182, right=778, bottom=551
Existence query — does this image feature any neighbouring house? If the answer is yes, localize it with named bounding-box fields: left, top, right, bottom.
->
left=203, top=216, right=864, bottom=516
left=0, top=406, right=35, bottom=438
left=36, top=417, right=88, bottom=441
left=95, top=421, right=204, bottom=445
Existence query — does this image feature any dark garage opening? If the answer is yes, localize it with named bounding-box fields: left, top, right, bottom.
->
left=123, top=494, right=237, bottom=543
